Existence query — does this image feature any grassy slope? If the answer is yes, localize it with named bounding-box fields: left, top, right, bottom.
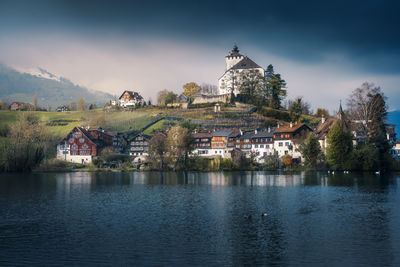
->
left=0, top=108, right=160, bottom=139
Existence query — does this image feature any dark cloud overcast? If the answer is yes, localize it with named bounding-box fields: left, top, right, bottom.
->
left=1, top=0, right=400, bottom=111
left=1, top=0, right=400, bottom=74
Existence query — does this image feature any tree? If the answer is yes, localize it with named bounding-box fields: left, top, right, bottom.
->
left=347, top=82, right=391, bottom=171
left=326, top=122, right=353, bottom=170
left=367, top=92, right=391, bottom=170
left=0, top=100, right=9, bottom=110
left=157, top=89, right=178, bottom=106
left=299, top=133, right=323, bottom=169
left=315, top=108, right=330, bottom=118
left=0, top=113, right=51, bottom=172
left=182, top=82, right=202, bottom=97
left=78, top=98, right=88, bottom=111
left=167, top=126, right=194, bottom=170
left=265, top=65, right=287, bottom=109
left=89, top=104, right=98, bottom=110
left=289, top=96, right=311, bottom=121
left=201, top=83, right=218, bottom=94
left=147, top=133, right=167, bottom=170
left=67, top=102, right=77, bottom=111
left=238, top=70, right=265, bottom=106
left=33, top=93, right=38, bottom=109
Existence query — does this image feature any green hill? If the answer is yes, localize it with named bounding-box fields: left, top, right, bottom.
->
left=0, top=63, right=113, bottom=108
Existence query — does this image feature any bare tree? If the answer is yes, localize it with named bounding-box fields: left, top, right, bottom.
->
left=347, top=82, right=386, bottom=142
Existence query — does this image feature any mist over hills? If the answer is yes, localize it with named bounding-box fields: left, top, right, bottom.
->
left=0, top=63, right=113, bottom=108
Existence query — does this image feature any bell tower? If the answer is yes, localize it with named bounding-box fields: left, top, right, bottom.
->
left=225, top=44, right=244, bottom=70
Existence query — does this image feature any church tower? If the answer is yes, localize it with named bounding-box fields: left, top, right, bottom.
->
left=225, top=44, right=244, bottom=70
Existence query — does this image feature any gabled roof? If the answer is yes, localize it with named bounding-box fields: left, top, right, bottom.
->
left=314, top=118, right=336, bottom=140
left=230, top=57, right=262, bottom=70
left=119, top=90, right=144, bottom=100
left=228, top=129, right=242, bottom=138
left=213, top=130, right=233, bottom=137
left=274, top=123, right=312, bottom=134
left=252, top=130, right=274, bottom=138
left=193, top=132, right=212, bottom=138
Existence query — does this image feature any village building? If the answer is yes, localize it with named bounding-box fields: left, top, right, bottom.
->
left=211, top=130, right=233, bottom=158
left=386, top=124, right=397, bottom=146
left=250, top=129, right=275, bottom=163
left=391, top=140, right=400, bottom=161
left=129, top=134, right=151, bottom=162
left=56, top=105, right=70, bottom=112
left=114, top=90, right=145, bottom=108
left=10, top=102, right=25, bottom=111
left=218, top=45, right=264, bottom=96
left=192, top=132, right=212, bottom=156
left=315, top=104, right=352, bottom=153
left=273, top=123, right=313, bottom=162
left=56, top=127, right=99, bottom=164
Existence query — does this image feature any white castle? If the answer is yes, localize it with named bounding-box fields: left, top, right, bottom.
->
left=218, top=45, right=264, bottom=96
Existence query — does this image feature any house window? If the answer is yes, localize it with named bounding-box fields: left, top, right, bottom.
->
left=265, top=145, right=269, bottom=148
left=82, top=144, right=88, bottom=149
left=79, top=138, right=85, bottom=143
left=279, top=142, right=283, bottom=147
left=285, top=142, right=289, bottom=147
left=255, top=144, right=258, bottom=148
left=260, top=145, right=264, bottom=148
left=69, top=138, right=74, bottom=143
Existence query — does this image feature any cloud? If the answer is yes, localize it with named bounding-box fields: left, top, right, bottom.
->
left=0, top=0, right=399, bottom=111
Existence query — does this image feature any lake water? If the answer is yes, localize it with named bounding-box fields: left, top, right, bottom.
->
left=1, top=171, right=400, bottom=266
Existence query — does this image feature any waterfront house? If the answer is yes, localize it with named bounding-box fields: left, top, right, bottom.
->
left=56, top=127, right=99, bottom=164
left=250, top=129, right=275, bottom=163
left=273, top=123, right=313, bottom=162
left=211, top=130, right=233, bottom=158
left=192, top=132, right=212, bottom=156
left=129, top=134, right=151, bottom=162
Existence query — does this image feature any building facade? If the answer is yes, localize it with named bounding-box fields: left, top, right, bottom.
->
left=273, top=123, right=313, bottom=161
left=116, top=90, right=145, bottom=107
left=218, top=45, right=264, bottom=96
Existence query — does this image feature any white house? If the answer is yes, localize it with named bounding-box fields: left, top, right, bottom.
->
left=116, top=90, right=145, bottom=107
left=273, top=123, right=313, bottom=162
left=250, top=129, right=275, bottom=163
left=218, top=45, right=264, bottom=96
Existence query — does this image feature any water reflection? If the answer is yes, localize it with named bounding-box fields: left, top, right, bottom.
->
left=1, top=171, right=400, bottom=266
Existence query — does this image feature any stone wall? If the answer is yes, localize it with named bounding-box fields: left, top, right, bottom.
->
left=192, top=94, right=230, bottom=104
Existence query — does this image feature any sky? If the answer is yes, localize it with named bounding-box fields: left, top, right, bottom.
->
left=0, top=0, right=399, bottom=112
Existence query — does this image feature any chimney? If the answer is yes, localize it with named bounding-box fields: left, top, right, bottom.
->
left=255, top=129, right=258, bottom=134
left=290, top=122, right=293, bottom=128
left=268, top=127, right=271, bottom=133
left=240, top=129, right=243, bottom=136
left=321, top=115, right=326, bottom=124
left=277, top=124, right=280, bottom=128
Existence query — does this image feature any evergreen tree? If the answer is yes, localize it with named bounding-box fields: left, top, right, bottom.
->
left=367, top=93, right=391, bottom=170
left=264, top=65, right=287, bottom=109
left=326, top=122, right=353, bottom=170
left=299, top=133, right=323, bottom=169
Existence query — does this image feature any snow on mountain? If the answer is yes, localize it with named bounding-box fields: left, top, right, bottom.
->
left=16, top=67, right=62, bottom=82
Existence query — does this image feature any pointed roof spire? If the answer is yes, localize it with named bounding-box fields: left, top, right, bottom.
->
left=338, top=100, right=345, bottom=120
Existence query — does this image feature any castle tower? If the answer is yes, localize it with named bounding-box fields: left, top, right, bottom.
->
left=225, top=44, right=244, bottom=70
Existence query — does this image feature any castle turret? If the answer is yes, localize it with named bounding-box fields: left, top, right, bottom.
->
left=225, top=44, right=244, bottom=70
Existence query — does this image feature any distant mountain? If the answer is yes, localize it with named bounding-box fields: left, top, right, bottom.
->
left=0, top=63, right=113, bottom=108
left=388, top=110, right=400, bottom=136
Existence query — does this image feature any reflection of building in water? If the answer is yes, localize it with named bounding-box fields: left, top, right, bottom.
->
left=56, top=172, right=93, bottom=199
